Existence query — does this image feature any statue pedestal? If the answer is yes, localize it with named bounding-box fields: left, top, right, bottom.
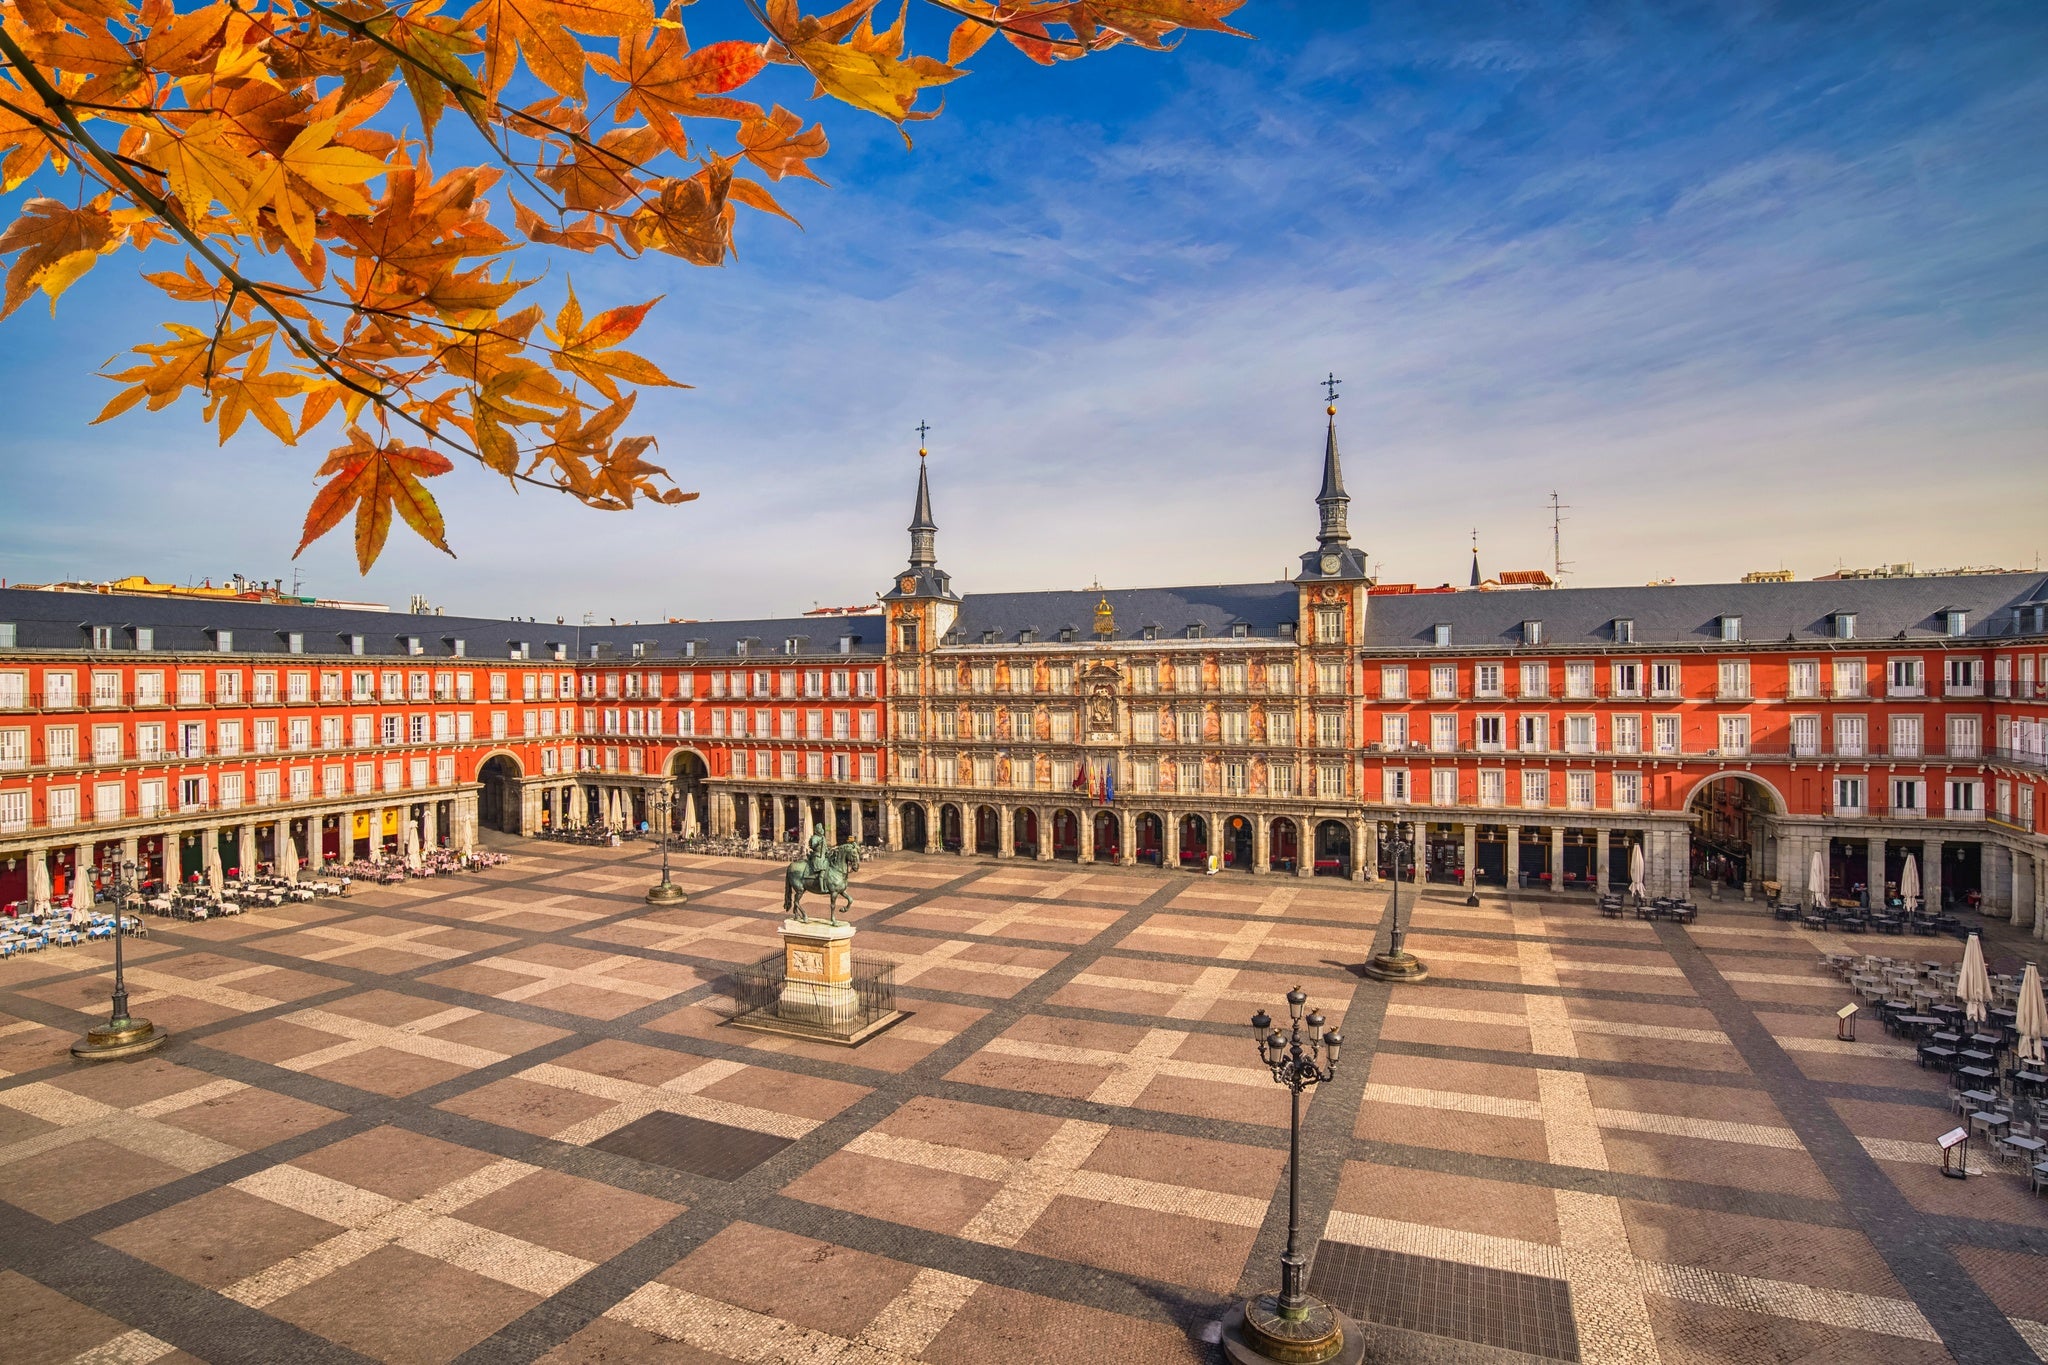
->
left=776, top=919, right=859, bottom=1029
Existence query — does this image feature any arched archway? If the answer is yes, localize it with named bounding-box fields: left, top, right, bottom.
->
left=1686, top=773, right=1782, bottom=887
left=1178, top=814, right=1209, bottom=868
left=1136, top=812, right=1164, bottom=866
left=1314, top=820, right=1351, bottom=878
left=1222, top=814, right=1253, bottom=871
left=900, top=803, right=929, bottom=852
left=1092, top=811, right=1121, bottom=862
left=1051, top=809, right=1080, bottom=861
left=1013, top=808, right=1039, bottom=858
left=1269, top=818, right=1299, bottom=873
left=974, top=805, right=998, bottom=855
left=478, top=754, right=524, bottom=833
left=666, top=749, right=709, bottom=835
left=940, top=803, right=963, bottom=852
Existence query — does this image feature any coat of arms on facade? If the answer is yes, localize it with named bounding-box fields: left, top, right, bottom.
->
left=1082, top=662, right=1120, bottom=734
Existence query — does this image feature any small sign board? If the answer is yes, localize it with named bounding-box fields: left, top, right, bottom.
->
left=1837, top=1004, right=1859, bottom=1019
left=1938, top=1127, right=1968, bottom=1150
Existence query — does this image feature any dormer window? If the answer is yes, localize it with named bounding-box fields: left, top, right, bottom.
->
left=630, top=642, right=646, bottom=658
left=549, top=642, right=566, bottom=661
left=285, top=631, right=305, bottom=654
left=1185, top=624, right=1203, bottom=640
left=1433, top=624, right=1452, bottom=648
left=510, top=640, right=529, bottom=659
left=981, top=629, right=997, bottom=644
left=448, top=637, right=466, bottom=657
left=345, top=632, right=364, bottom=655
left=1232, top=622, right=1249, bottom=639
left=1141, top=626, right=1158, bottom=641
left=1058, top=627, right=1074, bottom=643
left=1522, top=620, right=1543, bottom=646
left=1278, top=622, right=1295, bottom=640
left=400, top=635, right=423, bottom=656
left=134, top=626, right=155, bottom=651
left=211, top=628, right=234, bottom=653
left=90, top=625, right=115, bottom=650
left=1019, top=628, right=1036, bottom=645
left=1719, top=615, right=1741, bottom=642
left=1944, top=610, right=1967, bottom=637
left=1835, top=612, right=1857, bottom=640
left=1613, top=618, right=1634, bottom=644
left=683, top=640, right=697, bottom=658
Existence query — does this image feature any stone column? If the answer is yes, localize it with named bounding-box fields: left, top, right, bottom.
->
left=1595, top=831, right=1611, bottom=895
left=1359, top=821, right=1379, bottom=882
left=922, top=803, right=937, bottom=854
left=1351, top=819, right=1368, bottom=882
left=1079, top=810, right=1094, bottom=864
left=1922, top=838, right=1943, bottom=912
left=121, top=834, right=139, bottom=877
left=202, top=826, right=223, bottom=887
left=1549, top=825, right=1566, bottom=894
left=1866, top=838, right=1887, bottom=908
left=851, top=800, right=864, bottom=845
left=1253, top=817, right=1269, bottom=875
left=239, top=824, right=256, bottom=877
left=1119, top=810, right=1137, bottom=868
left=1035, top=809, right=1053, bottom=862
left=997, top=804, right=1013, bottom=858
left=1461, top=823, right=1478, bottom=891
left=1506, top=823, right=1521, bottom=891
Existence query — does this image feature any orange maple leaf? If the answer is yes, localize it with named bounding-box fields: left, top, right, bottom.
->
left=774, top=0, right=962, bottom=143
left=296, top=428, right=457, bottom=571
left=0, top=196, right=116, bottom=318
left=461, top=0, right=652, bottom=99
left=545, top=281, right=682, bottom=401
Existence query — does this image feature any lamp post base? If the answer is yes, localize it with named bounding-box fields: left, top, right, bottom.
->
left=1221, top=1295, right=1364, bottom=1365
left=645, top=881, right=689, bottom=905
left=1362, top=949, right=1429, bottom=983
left=71, top=1017, right=168, bottom=1061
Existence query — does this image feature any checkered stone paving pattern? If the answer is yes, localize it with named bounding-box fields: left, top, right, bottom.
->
left=4, top=843, right=2048, bottom=1364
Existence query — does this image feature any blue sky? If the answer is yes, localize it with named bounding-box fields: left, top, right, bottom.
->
left=1, top=0, right=2043, bottom=620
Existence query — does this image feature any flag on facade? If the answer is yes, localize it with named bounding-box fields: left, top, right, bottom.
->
left=1072, top=762, right=1089, bottom=792
left=1105, top=766, right=1115, bottom=804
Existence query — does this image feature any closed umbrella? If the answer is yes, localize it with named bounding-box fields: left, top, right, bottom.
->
left=1809, top=849, right=1828, bottom=911
left=1628, top=843, right=1647, bottom=902
left=1900, top=854, right=1921, bottom=916
left=458, top=812, right=475, bottom=858
left=419, top=810, right=432, bottom=853
left=287, top=833, right=305, bottom=883
left=404, top=822, right=423, bottom=873
left=2017, top=962, right=2046, bottom=1068
left=1958, top=932, right=1992, bottom=1026
left=29, top=858, right=51, bottom=914
left=207, top=860, right=223, bottom=898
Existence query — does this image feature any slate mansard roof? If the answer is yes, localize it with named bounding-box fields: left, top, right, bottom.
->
left=940, top=573, right=2048, bottom=650
left=0, top=588, right=882, bottom=661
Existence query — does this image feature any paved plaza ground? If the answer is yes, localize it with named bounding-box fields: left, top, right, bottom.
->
left=3, top=843, right=2048, bottom=1364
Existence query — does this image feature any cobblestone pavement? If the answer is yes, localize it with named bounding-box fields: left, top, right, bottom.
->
left=3, top=844, right=2047, bottom=1364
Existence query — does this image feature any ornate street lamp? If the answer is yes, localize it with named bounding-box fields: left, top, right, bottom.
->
left=72, top=860, right=169, bottom=1060
left=1364, top=819, right=1428, bottom=982
left=1222, top=987, right=1362, bottom=1365
left=645, top=781, right=688, bottom=905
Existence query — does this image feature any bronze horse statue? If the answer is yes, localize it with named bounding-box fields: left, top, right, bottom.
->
left=784, top=841, right=862, bottom=924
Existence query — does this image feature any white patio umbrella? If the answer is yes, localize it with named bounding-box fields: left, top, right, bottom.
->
left=207, top=860, right=223, bottom=898
left=419, top=809, right=432, bottom=852
left=458, top=812, right=475, bottom=858
left=1809, top=849, right=1828, bottom=910
left=1958, top=932, right=1992, bottom=1026
left=1628, top=843, right=1647, bottom=901
left=2017, top=962, right=2046, bottom=1068
left=287, top=833, right=305, bottom=883
left=1900, top=854, right=1921, bottom=916
left=404, top=822, right=423, bottom=873
left=29, top=858, right=52, bottom=914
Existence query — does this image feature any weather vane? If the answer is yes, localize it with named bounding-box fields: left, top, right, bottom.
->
left=1321, top=372, right=1342, bottom=406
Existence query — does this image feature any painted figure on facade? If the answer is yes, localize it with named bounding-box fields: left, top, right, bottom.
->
left=785, top=829, right=861, bottom=924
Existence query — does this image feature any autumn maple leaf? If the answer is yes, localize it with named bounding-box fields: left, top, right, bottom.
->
left=0, top=197, right=116, bottom=318
left=771, top=0, right=962, bottom=143
left=297, top=428, right=457, bottom=571
left=545, top=282, right=682, bottom=401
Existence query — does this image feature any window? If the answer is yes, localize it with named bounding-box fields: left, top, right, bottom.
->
left=1380, top=768, right=1409, bottom=803
left=1652, top=715, right=1680, bottom=755
left=1791, top=714, right=1820, bottom=758
left=1379, top=666, right=1407, bottom=700
left=1613, top=618, right=1635, bottom=644
left=1834, top=777, right=1865, bottom=814
left=1518, top=714, right=1548, bottom=752
left=1889, top=777, right=1923, bottom=814
left=1943, top=657, right=1981, bottom=695
left=1836, top=613, right=1857, bottom=640
left=0, top=624, right=13, bottom=650
left=214, top=630, right=233, bottom=652
left=134, top=627, right=153, bottom=651
left=1268, top=663, right=1294, bottom=694
left=1889, top=715, right=1922, bottom=758
left=92, top=724, right=120, bottom=763
left=1719, top=615, right=1742, bottom=642
left=1174, top=710, right=1201, bottom=745
left=1429, top=665, right=1457, bottom=699
left=1475, top=664, right=1503, bottom=698
left=1717, top=660, right=1750, bottom=698
left=1430, top=714, right=1457, bottom=752
left=91, top=625, right=114, bottom=650
left=1611, top=772, right=1641, bottom=811
left=1565, top=714, right=1596, bottom=754
left=45, top=671, right=76, bottom=707
left=1566, top=770, right=1594, bottom=810
left=1564, top=662, right=1594, bottom=699
left=1611, top=662, right=1641, bottom=697
left=1219, top=661, right=1247, bottom=693
left=1380, top=714, right=1407, bottom=749
left=1315, top=660, right=1343, bottom=695
left=1315, top=607, right=1342, bottom=644
left=1886, top=658, right=1923, bottom=696
left=1521, top=770, right=1549, bottom=807
left=1478, top=769, right=1505, bottom=806
left=1475, top=715, right=1504, bottom=751
left=1832, top=659, right=1867, bottom=698
left=1430, top=769, right=1459, bottom=806
left=1219, top=710, right=1246, bottom=744
left=1945, top=610, right=1968, bottom=637
left=1650, top=662, right=1681, bottom=698
left=1267, top=710, right=1295, bottom=746
left=1948, top=715, right=1980, bottom=758
left=1945, top=779, right=1981, bottom=816
left=1833, top=714, right=1866, bottom=757
left=1788, top=660, right=1820, bottom=699
left=1315, top=712, right=1343, bottom=748
left=0, top=727, right=23, bottom=770
left=1717, top=715, right=1750, bottom=756
left=1611, top=714, right=1641, bottom=754
left=1432, top=624, right=1452, bottom=648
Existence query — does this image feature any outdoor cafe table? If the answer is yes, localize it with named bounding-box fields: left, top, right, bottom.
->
left=1961, top=1049, right=1999, bottom=1070
left=1959, top=1066, right=1999, bottom=1087
left=2014, top=1071, right=2048, bottom=1095
left=1897, top=1014, right=1940, bottom=1035
left=1961, top=1088, right=2003, bottom=1110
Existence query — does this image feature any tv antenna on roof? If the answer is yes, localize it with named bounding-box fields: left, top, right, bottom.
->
left=1548, top=491, right=1572, bottom=585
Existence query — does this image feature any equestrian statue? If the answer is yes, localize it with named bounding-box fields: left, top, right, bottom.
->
left=785, top=822, right=862, bottom=924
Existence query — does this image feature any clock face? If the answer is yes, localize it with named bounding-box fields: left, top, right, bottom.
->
left=899, top=576, right=916, bottom=593
left=1320, top=553, right=1341, bottom=574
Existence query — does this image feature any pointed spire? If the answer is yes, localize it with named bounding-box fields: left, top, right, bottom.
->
left=908, top=426, right=937, bottom=568
left=1470, top=529, right=1482, bottom=587
left=1315, top=377, right=1351, bottom=548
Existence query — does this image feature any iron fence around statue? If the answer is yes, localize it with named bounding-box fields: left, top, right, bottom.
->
left=726, top=952, right=898, bottom=1034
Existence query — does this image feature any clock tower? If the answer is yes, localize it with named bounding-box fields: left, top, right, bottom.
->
left=1295, top=381, right=1369, bottom=662
left=881, top=436, right=957, bottom=659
